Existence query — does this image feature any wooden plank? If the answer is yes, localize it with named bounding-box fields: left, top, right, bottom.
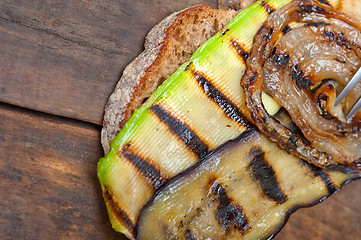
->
left=0, top=17, right=121, bottom=125
left=275, top=180, right=361, bottom=240
left=0, top=103, right=125, bottom=239
left=1, top=103, right=360, bottom=239
left=0, top=0, right=217, bottom=124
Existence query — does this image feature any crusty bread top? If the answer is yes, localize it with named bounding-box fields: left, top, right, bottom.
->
left=101, top=5, right=237, bottom=153
left=218, top=0, right=255, bottom=10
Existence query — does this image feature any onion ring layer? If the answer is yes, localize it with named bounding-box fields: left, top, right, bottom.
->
left=241, top=0, right=361, bottom=172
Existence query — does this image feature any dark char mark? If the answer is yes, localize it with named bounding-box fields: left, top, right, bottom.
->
left=221, top=28, right=230, bottom=36
left=103, top=186, right=136, bottom=236
left=300, top=4, right=327, bottom=14
left=272, top=53, right=290, bottom=69
left=306, top=22, right=329, bottom=27
left=211, top=181, right=250, bottom=233
left=301, top=160, right=338, bottom=194
left=291, top=64, right=312, bottom=89
left=262, top=27, right=274, bottom=42
left=311, top=79, right=333, bottom=95
left=184, top=61, right=192, bottom=71
left=249, top=147, right=287, bottom=204
left=323, top=31, right=359, bottom=51
left=317, top=0, right=331, bottom=6
left=193, top=72, right=253, bottom=129
left=334, top=58, right=346, bottom=64
left=185, top=230, right=195, bottom=240
left=317, top=91, right=338, bottom=120
left=150, top=104, right=210, bottom=159
left=249, top=72, right=258, bottom=85
left=282, top=25, right=292, bottom=35
left=261, top=0, right=275, bottom=14
left=122, top=145, right=168, bottom=190
left=231, top=40, right=249, bottom=62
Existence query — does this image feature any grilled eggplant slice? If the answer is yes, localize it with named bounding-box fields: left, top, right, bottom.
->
left=241, top=0, right=361, bottom=172
left=98, top=0, right=357, bottom=238
left=137, top=128, right=360, bottom=240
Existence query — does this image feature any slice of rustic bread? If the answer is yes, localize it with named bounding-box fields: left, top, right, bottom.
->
left=218, top=0, right=255, bottom=10
left=101, top=4, right=237, bottom=153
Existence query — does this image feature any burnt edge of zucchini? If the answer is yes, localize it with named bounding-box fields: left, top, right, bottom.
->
left=135, top=127, right=361, bottom=239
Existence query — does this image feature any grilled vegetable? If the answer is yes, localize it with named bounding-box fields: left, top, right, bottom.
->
left=137, top=128, right=360, bottom=240
left=98, top=1, right=288, bottom=237
left=241, top=0, right=361, bottom=172
left=97, top=0, right=356, bottom=238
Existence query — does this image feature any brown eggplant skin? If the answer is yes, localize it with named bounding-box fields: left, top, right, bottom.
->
left=136, top=128, right=360, bottom=240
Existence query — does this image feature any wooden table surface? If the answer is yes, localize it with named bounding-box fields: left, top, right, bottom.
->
left=1, top=1, right=360, bottom=239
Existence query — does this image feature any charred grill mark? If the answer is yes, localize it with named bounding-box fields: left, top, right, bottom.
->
left=317, top=0, right=331, bottom=6
left=322, top=31, right=361, bottom=51
left=249, top=72, right=258, bottom=85
left=323, top=30, right=336, bottom=40
left=231, top=40, right=249, bottom=62
left=103, top=186, right=136, bottom=235
left=262, top=27, right=274, bottom=41
left=150, top=104, right=210, bottom=159
left=249, top=147, right=287, bottom=204
left=282, top=25, right=292, bottom=35
left=300, top=4, right=327, bottom=14
left=193, top=72, right=253, bottom=129
left=325, top=163, right=359, bottom=174
left=319, top=171, right=338, bottom=194
left=340, top=32, right=361, bottom=49
left=306, top=22, right=329, bottom=27
left=301, top=160, right=338, bottom=194
left=211, top=181, right=250, bottom=233
left=311, top=79, right=333, bottom=95
left=291, top=64, right=312, bottom=89
left=287, top=135, right=299, bottom=149
left=337, top=41, right=353, bottom=50
left=184, top=61, right=192, bottom=71
left=256, top=24, right=265, bottom=39
left=271, top=47, right=277, bottom=55
left=334, top=57, right=346, bottom=63
left=122, top=145, right=168, bottom=190
left=221, top=28, right=230, bottom=36
left=185, top=230, right=195, bottom=240
left=261, top=0, right=276, bottom=14
left=316, top=89, right=338, bottom=120
left=272, top=53, right=290, bottom=69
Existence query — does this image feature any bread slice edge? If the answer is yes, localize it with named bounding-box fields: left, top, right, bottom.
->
left=101, top=5, right=238, bottom=153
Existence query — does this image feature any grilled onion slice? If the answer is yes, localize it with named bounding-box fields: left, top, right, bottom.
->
left=241, top=0, right=361, bottom=171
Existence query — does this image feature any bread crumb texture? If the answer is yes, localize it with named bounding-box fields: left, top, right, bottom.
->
left=101, top=5, right=237, bottom=153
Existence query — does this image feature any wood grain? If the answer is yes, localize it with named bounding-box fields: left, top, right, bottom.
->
left=275, top=180, right=361, bottom=240
left=1, top=0, right=361, bottom=239
left=0, top=0, right=217, bottom=124
left=1, top=103, right=360, bottom=240
left=0, top=103, right=125, bottom=240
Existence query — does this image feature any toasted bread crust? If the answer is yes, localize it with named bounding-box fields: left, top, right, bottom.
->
left=101, top=5, right=237, bottom=153
left=218, top=0, right=255, bottom=10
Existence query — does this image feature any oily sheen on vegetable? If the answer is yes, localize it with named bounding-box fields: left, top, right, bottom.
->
left=97, top=0, right=360, bottom=239
left=242, top=0, right=361, bottom=172
left=137, top=128, right=360, bottom=240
